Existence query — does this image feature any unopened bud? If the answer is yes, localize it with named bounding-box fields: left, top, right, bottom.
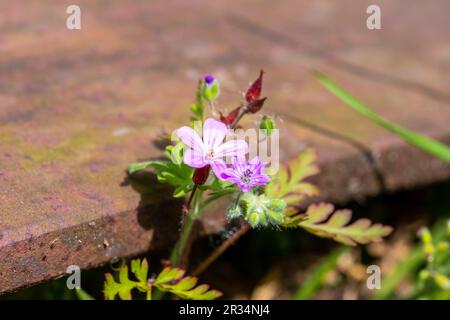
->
left=192, top=165, right=211, bottom=185
left=219, top=106, right=242, bottom=126
left=259, top=116, right=276, bottom=135
left=245, top=69, right=264, bottom=103
left=202, top=75, right=220, bottom=101
left=246, top=97, right=267, bottom=113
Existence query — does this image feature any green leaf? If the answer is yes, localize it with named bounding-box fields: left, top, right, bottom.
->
left=284, top=203, right=392, bottom=246
left=316, top=72, right=450, bottom=163
left=103, top=259, right=221, bottom=300
left=266, top=148, right=320, bottom=206
left=154, top=267, right=222, bottom=300
left=128, top=144, right=194, bottom=198
left=131, top=258, right=149, bottom=284
left=104, top=259, right=151, bottom=300
left=128, top=161, right=163, bottom=174
left=104, top=269, right=137, bottom=300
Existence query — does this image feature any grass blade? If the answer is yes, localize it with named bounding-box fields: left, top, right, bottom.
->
left=315, top=72, right=450, bottom=163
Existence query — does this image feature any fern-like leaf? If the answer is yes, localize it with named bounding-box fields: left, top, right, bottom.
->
left=104, top=259, right=150, bottom=300
left=104, top=265, right=139, bottom=300
left=154, top=267, right=222, bottom=300
left=283, top=203, right=393, bottom=246
left=131, top=258, right=149, bottom=283
left=104, top=259, right=221, bottom=300
left=265, top=148, right=320, bottom=207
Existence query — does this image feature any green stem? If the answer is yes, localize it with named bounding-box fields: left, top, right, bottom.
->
left=170, top=190, right=203, bottom=266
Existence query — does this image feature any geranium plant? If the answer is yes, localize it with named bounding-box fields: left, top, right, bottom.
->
left=102, top=70, right=393, bottom=300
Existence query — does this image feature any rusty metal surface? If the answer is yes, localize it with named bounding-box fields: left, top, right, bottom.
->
left=1, top=0, right=449, bottom=293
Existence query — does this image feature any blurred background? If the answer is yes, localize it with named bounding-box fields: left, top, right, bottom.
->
left=0, top=0, right=449, bottom=299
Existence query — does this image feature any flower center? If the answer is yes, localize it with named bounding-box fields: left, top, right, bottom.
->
left=205, top=149, right=215, bottom=160
left=240, top=169, right=253, bottom=184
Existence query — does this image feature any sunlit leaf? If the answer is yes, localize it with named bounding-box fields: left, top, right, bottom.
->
left=154, top=267, right=222, bottom=300
left=266, top=148, right=320, bottom=206
left=128, top=144, right=194, bottom=198
left=284, top=203, right=392, bottom=246
left=104, top=259, right=221, bottom=300
left=131, top=258, right=149, bottom=284
left=104, top=267, right=138, bottom=300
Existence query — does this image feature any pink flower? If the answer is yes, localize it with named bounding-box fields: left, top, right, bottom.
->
left=177, top=118, right=248, bottom=178
left=216, top=155, right=271, bottom=192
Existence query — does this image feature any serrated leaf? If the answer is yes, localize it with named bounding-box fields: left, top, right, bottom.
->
left=283, top=203, right=393, bottom=246
left=154, top=267, right=222, bottom=300
left=131, top=258, right=149, bottom=284
left=103, top=259, right=221, bottom=300
left=266, top=149, right=320, bottom=206
left=104, top=260, right=150, bottom=300
left=155, top=267, right=185, bottom=283
left=175, top=277, right=198, bottom=291
left=104, top=268, right=138, bottom=300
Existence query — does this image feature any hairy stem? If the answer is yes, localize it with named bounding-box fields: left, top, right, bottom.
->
left=192, top=223, right=251, bottom=276
left=170, top=190, right=202, bottom=266
left=185, top=185, right=198, bottom=210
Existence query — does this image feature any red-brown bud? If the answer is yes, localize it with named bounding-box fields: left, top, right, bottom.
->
left=219, top=106, right=242, bottom=126
left=192, top=165, right=211, bottom=185
left=246, top=97, right=267, bottom=114
left=245, top=69, right=264, bottom=103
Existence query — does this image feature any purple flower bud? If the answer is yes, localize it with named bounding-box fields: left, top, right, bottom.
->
left=204, top=74, right=215, bottom=86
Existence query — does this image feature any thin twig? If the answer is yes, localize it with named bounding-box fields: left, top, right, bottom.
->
left=192, top=223, right=251, bottom=276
